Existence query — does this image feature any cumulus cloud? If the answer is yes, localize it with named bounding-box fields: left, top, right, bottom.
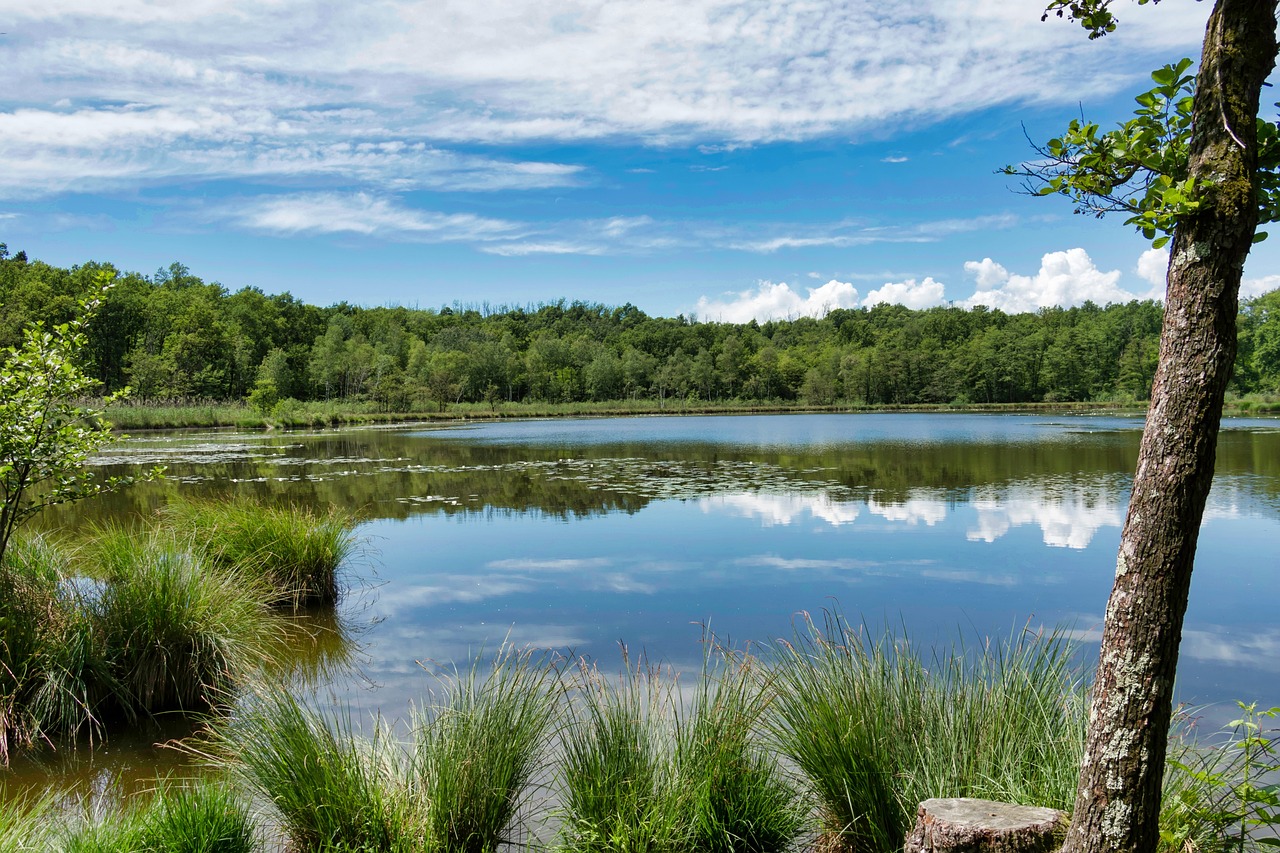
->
left=700, top=493, right=861, bottom=527
left=1136, top=247, right=1169, bottom=291
left=694, top=279, right=862, bottom=323
left=1242, top=274, right=1280, bottom=300
left=962, top=248, right=1150, bottom=312
left=967, top=493, right=1124, bottom=549
left=861, top=277, right=947, bottom=310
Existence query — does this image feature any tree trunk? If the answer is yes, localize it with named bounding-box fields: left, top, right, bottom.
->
left=1061, top=3, right=1277, bottom=853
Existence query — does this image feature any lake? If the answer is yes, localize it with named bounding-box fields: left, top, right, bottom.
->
left=10, top=412, right=1280, bottom=793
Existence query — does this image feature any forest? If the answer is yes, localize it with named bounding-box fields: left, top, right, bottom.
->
left=4, top=244, right=1280, bottom=412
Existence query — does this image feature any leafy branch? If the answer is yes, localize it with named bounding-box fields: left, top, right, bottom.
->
left=1006, top=59, right=1280, bottom=249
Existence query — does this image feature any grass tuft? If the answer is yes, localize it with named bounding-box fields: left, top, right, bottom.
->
left=217, top=689, right=415, bottom=852
left=90, top=527, right=281, bottom=715
left=765, top=611, right=1087, bottom=853
left=161, top=498, right=359, bottom=609
left=413, top=644, right=559, bottom=853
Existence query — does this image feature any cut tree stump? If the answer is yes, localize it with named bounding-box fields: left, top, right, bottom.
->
left=903, top=798, right=1067, bottom=853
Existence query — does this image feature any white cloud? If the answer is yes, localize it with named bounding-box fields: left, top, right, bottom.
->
left=1136, top=247, right=1169, bottom=290
left=881, top=155, right=909, bottom=163
left=861, top=277, right=947, bottom=310
left=234, top=193, right=525, bottom=241
left=0, top=0, right=1214, bottom=200
left=867, top=497, right=948, bottom=526
left=1241, top=274, right=1280, bottom=301
left=962, top=248, right=1148, bottom=312
left=967, top=492, right=1124, bottom=549
left=694, top=279, right=862, bottom=323
left=700, top=493, right=861, bottom=526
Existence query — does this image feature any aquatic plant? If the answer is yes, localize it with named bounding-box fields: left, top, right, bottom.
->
left=92, top=527, right=280, bottom=715
left=413, top=644, right=559, bottom=853
left=58, top=779, right=255, bottom=853
left=217, top=689, right=416, bottom=852
left=765, top=612, right=1087, bottom=853
left=678, top=644, right=804, bottom=853
left=556, top=654, right=688, bottom=853
left=0, top=534, right=113, bottom=761
left=161, top=498, right=358, bottom=609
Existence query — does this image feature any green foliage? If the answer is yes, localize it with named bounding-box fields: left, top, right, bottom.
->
left=0, top=275, right=159, bottom=564
left=60, top=780, right=256, bottom=853
left=556, top=646, right=803, bottom=853
left=765, top=613, right=1086, bottom=853
left=1009, top=58, right=1280, bottom=248
left=0, top=788, right=53, bottom=852
left=1161, top=703, right=1280, bottom=853
left=90, top=527, right=282, bottom=715
left=1041, top=0, right=1161, bottom=40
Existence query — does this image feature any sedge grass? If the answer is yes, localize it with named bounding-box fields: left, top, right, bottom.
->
left=412, top=644, right=559, bottom=853
left=556, top=654, right=689, bottom=853
left=678, top=644, right=804, bottom=853
left=217, top=690, right=416, bottom=852
left=0, top=788, right=53, bottom=853
left=161, top=498, right=358, bottom=610
left=90, top=527, right=281, bottom=715
left=59, top=780, right=255, bottom=853
left=0, top=534, right=113, bottom=761
left=766, top=612, right=1086, bottom=853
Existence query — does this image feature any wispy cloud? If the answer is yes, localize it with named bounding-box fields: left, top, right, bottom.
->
left=231, top=193, right=526, bottom=242
left=1, top=0, right=1213, bottom=200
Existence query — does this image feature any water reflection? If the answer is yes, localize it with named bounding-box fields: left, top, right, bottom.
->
left=19, top=412, right=1280, bottom=775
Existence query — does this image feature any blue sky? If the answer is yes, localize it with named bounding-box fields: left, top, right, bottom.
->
left=2, top=0, right=1278, bottom=320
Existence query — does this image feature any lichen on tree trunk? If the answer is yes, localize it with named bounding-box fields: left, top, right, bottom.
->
left=1060, top=3, right=1278, bottom=853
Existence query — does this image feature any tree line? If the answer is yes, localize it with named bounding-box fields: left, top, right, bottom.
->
left=4, top=245, right=1280, bottom=410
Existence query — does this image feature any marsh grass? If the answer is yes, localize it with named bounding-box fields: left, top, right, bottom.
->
left=557, top=654, right=687, bottom=853
left=0, top=535, right=114, bottom=760
left=679, top=645, right=804, bottom=853
left=0, top=788, right=53, bottom=852
left=766, top=612, right=1086, bottom=853
left=413, top=645, right=560, bottom=852
left=59, top=780, right=255, bottom=853
left=218, top=690, right=416, bottom=852
left=161, top=498, right=358, bottom=609
left=90, top=527, right=281, bottom=715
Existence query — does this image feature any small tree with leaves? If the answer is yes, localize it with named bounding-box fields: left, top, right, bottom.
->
left=0, top=275, right=157, bottom=564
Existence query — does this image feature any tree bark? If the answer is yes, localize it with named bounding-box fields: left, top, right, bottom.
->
left=1061, top=3, right=1277, bottom=853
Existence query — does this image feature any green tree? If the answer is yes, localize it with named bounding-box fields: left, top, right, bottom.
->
left=0, top=279, right=158, bottom=563
left=1021, top=3, right=1278, bottom=852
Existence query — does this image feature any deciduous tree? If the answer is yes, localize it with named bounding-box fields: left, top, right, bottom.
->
left=1017, top=2, right=1279, bottom=852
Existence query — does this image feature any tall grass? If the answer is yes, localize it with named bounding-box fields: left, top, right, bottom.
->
left=557, top=645, right=802, bottom=853
left=59, top=779, right=256, bottom=853
left=412, top=645, right=559, bottom=853
left=0, top=789, right=53, bottom=852
left=766, top=612, right=1086, bottom=853
left=557, top=655, right=687, bottom=853
left=0, top=534, right=113, bottom=760
left=679, top=645, right=804, bottom=853
left=217, top=690, right=416, bottom=852
left=161, top=498, right=358, bottom=609
left=90, top=528, right=281, bottom=715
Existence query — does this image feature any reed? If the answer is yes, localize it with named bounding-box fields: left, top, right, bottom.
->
left=90, top=527, right=280, bottom=715
left=218, top=690, right=416, bottom=852
left=412, top=645, right=559, bottom=853
left=765, top=612, right=1087, bottom=853
left=161, top=498, right=358, bottom=609
left=58, top=780, right=255, bottom=853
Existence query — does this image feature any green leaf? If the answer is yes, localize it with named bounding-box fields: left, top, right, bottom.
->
left=1254, top=230, right=1269, bottom=243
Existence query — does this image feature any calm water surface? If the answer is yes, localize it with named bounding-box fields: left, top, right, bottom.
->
left=10, top=412, right=1280, bottom=793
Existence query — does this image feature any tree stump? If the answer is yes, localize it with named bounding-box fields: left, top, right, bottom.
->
left=903, top=798, right=1067, bottom=853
